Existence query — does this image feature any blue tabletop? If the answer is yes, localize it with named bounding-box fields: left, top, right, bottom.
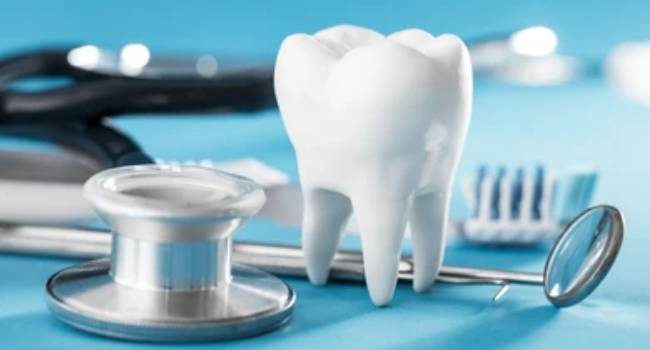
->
left=1, top=1, right=650, bottom=349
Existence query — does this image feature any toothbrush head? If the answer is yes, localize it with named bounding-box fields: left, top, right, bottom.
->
left=460, top=165, right=598, bottom=245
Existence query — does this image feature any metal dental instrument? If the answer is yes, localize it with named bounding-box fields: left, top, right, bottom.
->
left=469, top=25, right=592, bottom=85
left=1, top=204, right=623, bottom=308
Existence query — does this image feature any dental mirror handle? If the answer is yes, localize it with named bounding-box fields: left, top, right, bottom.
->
left=231, top=242, right=542, bottom=286
left=0, top=223, right=543, bottom=288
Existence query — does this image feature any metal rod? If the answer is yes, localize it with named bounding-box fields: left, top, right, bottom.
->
left=0, top=223, right=543, bottom=286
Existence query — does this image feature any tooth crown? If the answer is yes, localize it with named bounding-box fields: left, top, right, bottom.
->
left=275, top=25, right=472, bottom=306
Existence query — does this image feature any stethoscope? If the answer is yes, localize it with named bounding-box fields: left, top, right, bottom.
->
left=0, top=28, right=624, bottom=342
left=0, top=44, right=275, bottom=168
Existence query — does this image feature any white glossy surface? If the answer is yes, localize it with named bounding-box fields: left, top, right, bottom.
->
left=274, top=25, right=472, bottom=305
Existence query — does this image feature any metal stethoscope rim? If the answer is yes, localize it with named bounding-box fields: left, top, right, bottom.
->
left=44, top=165, right=298, bottom=342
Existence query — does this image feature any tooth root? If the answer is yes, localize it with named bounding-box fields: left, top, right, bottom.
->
left=302, top=188, right=353, bottom=285
left=352, top=193, right=411, bottom=306
left=409, top=191, right=449, bottom=293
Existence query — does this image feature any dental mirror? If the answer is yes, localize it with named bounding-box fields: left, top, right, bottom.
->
left=542, top=205, right=624, bottom=307
left=435, top=204, right=624, bottom=307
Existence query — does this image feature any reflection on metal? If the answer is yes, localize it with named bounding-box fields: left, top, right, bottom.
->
left=119, top=43, right=151, bottom=76
left=67, top=45, right=101, bottom=70
left=508, top=26, right=559, bottom=57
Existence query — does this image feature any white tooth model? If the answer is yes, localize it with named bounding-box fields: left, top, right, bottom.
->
left=274, top=25, right=472, bottom=306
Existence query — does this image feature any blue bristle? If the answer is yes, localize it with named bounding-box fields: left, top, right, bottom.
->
left=532, top=165, right=545, bottom=220
left=511, top=167, right=524, bottom=219
left=492, top=166, right=506, bottom=218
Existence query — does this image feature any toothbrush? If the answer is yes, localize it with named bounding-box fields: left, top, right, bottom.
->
left=459, top=165, right=598, bottom=245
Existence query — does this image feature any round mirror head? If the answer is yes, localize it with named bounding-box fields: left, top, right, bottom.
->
left=544, top=205, right=624, bottom=307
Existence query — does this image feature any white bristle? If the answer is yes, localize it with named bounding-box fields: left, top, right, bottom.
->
left=540, top=170, right=555, bottom=222
left=499, top=172, right=512, bottom=222
left=478, top=173, right=494, bottom=221
left=518, top=172, right=534, bottom=223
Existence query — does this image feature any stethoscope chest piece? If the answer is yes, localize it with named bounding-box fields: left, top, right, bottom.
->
left=45, top=165, right=295, bottom=342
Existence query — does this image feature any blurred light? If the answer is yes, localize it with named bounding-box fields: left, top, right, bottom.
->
left=196, top=54, right=219, bottom=77
left=606, top=41, right=650, bottom=105
left=496, top=55, right=580, bottom=86
left=67, top=45, right=101, bottom=70
left=508, top=26, right=558, bottom=57
left=119, top=43, right=151, bottom=76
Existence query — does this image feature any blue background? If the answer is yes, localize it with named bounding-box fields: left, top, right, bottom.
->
left=1, top=1, right=649, bottom=349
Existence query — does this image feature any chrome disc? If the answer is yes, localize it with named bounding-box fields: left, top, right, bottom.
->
left=46, top=259, right=295, bottom=342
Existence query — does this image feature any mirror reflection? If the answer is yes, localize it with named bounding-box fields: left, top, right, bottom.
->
left=544, top=206, right=622, bottom=306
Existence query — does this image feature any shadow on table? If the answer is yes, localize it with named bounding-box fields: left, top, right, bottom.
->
left=0, top=283, right=556, bottom=349
left=403, top=305, right=559, bottom=349
left=0, top=311, right=122, bottom=349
